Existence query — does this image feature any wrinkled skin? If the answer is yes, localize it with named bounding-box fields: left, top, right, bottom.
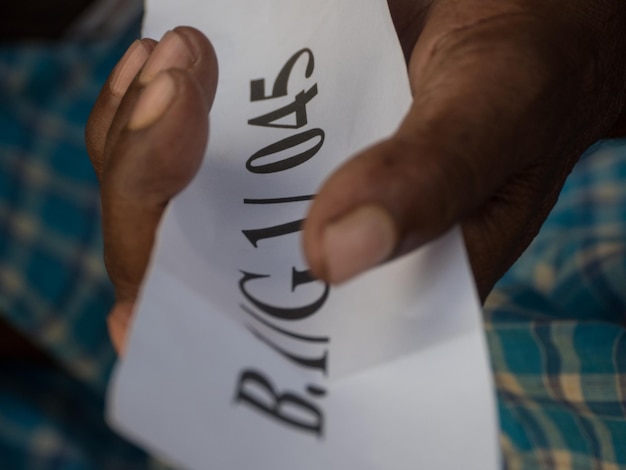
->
left=86, top=0, right=626, bottom=353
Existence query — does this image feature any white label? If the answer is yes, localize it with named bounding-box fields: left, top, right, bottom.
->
left=108, top=1, right=500, bottom=469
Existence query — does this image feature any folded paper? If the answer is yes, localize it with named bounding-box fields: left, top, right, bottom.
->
left=108, top=1, right=500, bottom=468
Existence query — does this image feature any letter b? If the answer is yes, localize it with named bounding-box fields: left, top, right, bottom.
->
left=234, top=369, right=324, bottom=437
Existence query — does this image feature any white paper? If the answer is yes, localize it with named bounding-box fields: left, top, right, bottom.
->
left=108, top=1, right=500, bottom=469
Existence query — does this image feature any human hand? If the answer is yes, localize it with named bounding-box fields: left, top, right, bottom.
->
left=85, top=27, right=218, bottom=353
left=86, top=1, right=626, bottom=353
left=304, top=0, right=626, bottom=298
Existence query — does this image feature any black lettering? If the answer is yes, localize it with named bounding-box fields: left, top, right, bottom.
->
left=248, top=85, right=318, bottom=129
left=238, top=271, right=330, bottom=321
left=234, top=369, right=324, bottom=437
left=242, top=219, right=303, bottom=247
left=291, top=268, right=317, bottom=291
left=307, top=385, right=327, bottom=397
left=243, top=194, right=314, bottom=205
left=250, top=48, right=315, bottom=101
left=246, top=128, right=325, bottom=174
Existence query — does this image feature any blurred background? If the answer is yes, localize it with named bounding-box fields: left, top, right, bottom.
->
left=0, top=1, right=168, bottom=467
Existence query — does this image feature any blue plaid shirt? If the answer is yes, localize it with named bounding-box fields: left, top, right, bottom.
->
left=488, top=140, right=626, bottom=468
left=1, top=13, right=626, bottom=468
left=0, top=19, right=167, bottom=470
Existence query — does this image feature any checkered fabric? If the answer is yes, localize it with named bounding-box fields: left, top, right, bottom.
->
left=487, top=139, right=626, bottom=469
left=0, top=40, right=114, bottom=393
left=0, top=18, right=168, bottom=470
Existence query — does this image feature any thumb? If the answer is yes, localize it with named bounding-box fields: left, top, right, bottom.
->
left=303, top=11, right=588, bottom=291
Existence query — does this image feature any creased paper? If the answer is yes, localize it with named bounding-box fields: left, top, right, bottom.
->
left=108, top=1, right=500, bottom=468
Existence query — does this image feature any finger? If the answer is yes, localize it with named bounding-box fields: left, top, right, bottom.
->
left=102, top=67, right=214, bottom=302
left=86, top=38, right=156, bottom=179
left=104, top=27, right=218, bottom=172
left=303, top=10, right=586, bottom=287
left=86, top=26, right=218, bottom=181
left=107, top=301, right=134, bottom=355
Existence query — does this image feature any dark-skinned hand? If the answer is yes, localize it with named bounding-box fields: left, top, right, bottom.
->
left=86, top=0, right=626, bottom=354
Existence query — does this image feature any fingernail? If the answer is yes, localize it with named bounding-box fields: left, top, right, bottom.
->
left=107, top=302, right=134, bottom=356
left=110, top=40, right=152, bottom=97
left=322, top=205, right=397, bottom=284
left=128, top=72, right=176, bottom=130
left=139, top=30, right=195, bottom=84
